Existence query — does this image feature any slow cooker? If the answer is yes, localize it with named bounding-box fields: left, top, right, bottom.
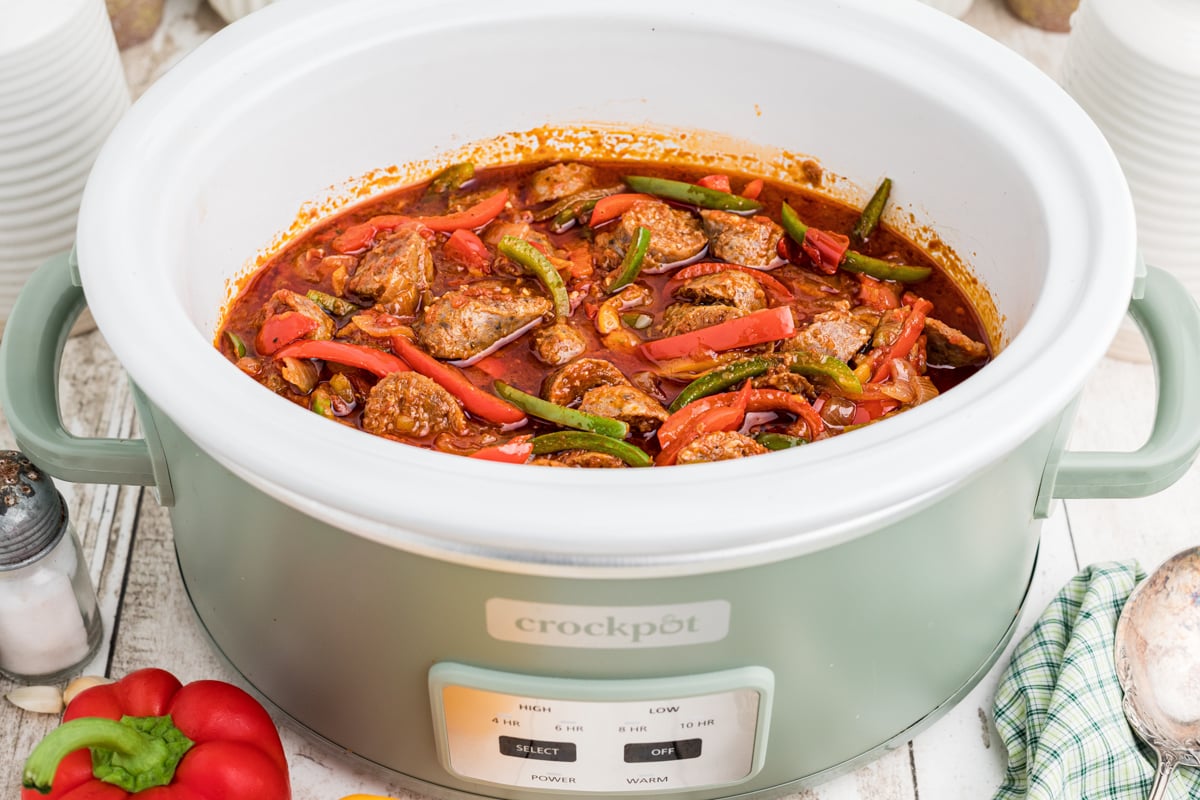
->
left=4, top=1, right=1200, bottom=797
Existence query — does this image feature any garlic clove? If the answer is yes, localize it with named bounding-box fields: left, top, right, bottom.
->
left=63, top=675, right=114, bottom=705
left=6, top=685, right=64, bottom=714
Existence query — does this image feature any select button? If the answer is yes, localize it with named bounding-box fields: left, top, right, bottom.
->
left=625, top=739, right=703, bottom=762
left=499, top=736, right=577, bottom=762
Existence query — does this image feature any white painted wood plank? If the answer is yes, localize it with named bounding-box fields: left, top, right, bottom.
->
left=911, top=508, right=1080, bottom=798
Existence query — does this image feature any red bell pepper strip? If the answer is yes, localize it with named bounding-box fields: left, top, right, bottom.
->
left=857, top=273, right=901, bottom=311
left=587, top=193, right=654, bottom=228
left=655, top=381, right=752, bottom=466
left=696, top=174, right=732, bottom=193
left=741, top=179, right=764, bottom=200
left=667, top=262, right=794, bottom=302
left=21, top=667, right=290, bottom=800
left=330, top=214, right=412, bottom=254
left=469, top=435, right=534, bottom=463
left=639, top=306, right=795, bottom=362
left=413, top=189, right=508, bottom=232
left=869, top=297, right=935, bottom=383
left=659, top=386, right=823, bottom=452
left=442, top=228, right=491, bottom=272
left=256, top=312, right=318, bottom=355
left=390, top=335, right=527, bottom=425
left=274, top=339, right=409, bottom=378
left=802, top=228, right=851, bottom=275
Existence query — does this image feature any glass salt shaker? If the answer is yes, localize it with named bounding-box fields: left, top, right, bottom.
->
left=0, top=451, right=102, bottom=682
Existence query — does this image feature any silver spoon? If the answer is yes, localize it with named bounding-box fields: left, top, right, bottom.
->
left=1115, top=546, right=1200, bottom=800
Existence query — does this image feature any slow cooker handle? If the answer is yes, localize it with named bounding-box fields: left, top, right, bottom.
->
left=0, top=251, right=158, bottom=487
left=1050, top=264, right=1200, bottom=499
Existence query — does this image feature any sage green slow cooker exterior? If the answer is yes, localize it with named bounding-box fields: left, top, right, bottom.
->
left=145, top=385, right=1048, bottom=798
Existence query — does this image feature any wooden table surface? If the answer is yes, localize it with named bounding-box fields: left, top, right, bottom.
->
left=3, top=1, right=1198, bottom=798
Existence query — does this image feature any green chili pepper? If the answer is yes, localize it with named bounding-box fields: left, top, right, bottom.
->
left=624, top=175, right=764, bottom=213
left=782, top=201, right=930, bottom=283
left=225, top=331, right=246, bottom=359
left=755, top=432, right=807, bottom=450
left=606, top=226, right=651, bottom=293
left=668, top=357, right=775, bottom=412
left=786, top=351, right=863, bottom=395
left=532, top=187, right=622, bottom=222
left=427, top=162, right=475, bottom=194
left=780, top=201, right=809, bottom=245
left=840, top=251, right=931, bottom=283
left=851, top=177, right=892, bottom=245
left=306, top=289, right=359, bottom=317
left=531, top=431, right=652, bottom=467
left=549, top=199, right=600, bottom=234
left=494, top=381, right=629, bottom=439
left=496, top=236, right=571, bottom=318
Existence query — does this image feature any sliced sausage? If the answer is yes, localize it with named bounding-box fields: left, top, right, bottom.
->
left=925, top=317, right=988, bottom=367
left=526, top=163, right=600, bottom=205
left=531, top=322, right=587, bottom=366
left=673, top=270, right=767, bottom=312
left=577, top=384, right=670, bottom=435
left=596, top=200, right=707, bottom=271
left=348, top=226, right=435, bottom=316
left=659, top=303, right=744, bottom=337
left=676, top=431, right=768, bottom=464
left=362, top=372, right=466, bottom=439
left=542, top=357, right=630, bottom=406
left=416, top=280, right=551, bottom=360
left=699, top=210, right=784, bottom=268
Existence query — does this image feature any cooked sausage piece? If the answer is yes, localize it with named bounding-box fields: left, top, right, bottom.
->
left=531, top=322, right=587, bottom=366
left=699, top=210, right=784, bottom=268
left=526, top=163, right=600, bottom=205
left=676, top=431, right=768, bottom=464
left=659, top=303, right=744, bottom=337
left=925, top=317, right=988, bottom=367
left=530, top=450, right=627, bottom=468
left=362, top=372, right=466, bottom=439
left=348, top=226, right=435, bottom=316
left=787, top=308, right=875, bottom=363
left=596, top=200, right=707, bottom=271
left=673, top=270, right=767, bottom=313
left=542, top=357, right=630, bottom=406
left=416, top=280, right=552, bottom=360
left=577, top=384, right=670, bottom=435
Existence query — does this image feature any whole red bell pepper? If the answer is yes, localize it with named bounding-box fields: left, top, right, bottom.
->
left=21, top=668, right=290, bottom=800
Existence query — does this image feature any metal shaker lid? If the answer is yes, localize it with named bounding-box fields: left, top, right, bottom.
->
left=0, top=451, right=67, bottom=570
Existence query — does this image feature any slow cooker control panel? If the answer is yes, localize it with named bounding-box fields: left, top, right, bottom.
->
left=429, top=663, right=773, bottom=793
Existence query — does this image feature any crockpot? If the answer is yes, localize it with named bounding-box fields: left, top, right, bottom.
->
left=4, top=1, right=1200, bottom=797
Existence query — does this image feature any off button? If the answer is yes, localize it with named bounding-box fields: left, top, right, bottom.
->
left=625, top=739, right=703, bottom=762
left=499, top=736, right=577, bottom=762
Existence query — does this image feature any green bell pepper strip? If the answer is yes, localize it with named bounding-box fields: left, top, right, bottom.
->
left=851, top=177, right=892, bottom=244
left=532, top=186, right=623, bottom=222
left=493, top=381, right=629, bottom=439
left=781, top=201, right=931, bottom=283
left=496, top=236, right=571, bottom=318
left=606, top=226, right=651, bottom=293
left=623, top=175, right=764, bottom=213
left=306, top=289, right=359, bottom=317
left=427, top=162, right=475, bottom=194
left=840, top=251, right=931, bottom=283
left=785, top=350, right=863, bottom=395
left=531, top=431, right=652, bottom=467
left=668, top=357, right=775, bottom=412
left=755, top=432, right=808, bottom=450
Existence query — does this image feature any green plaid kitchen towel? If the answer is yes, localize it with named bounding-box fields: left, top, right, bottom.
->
left=993, top=562, right=1200, bottom=800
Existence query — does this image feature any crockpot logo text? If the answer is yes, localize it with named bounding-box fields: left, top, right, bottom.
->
left=485, top=599, right=731, bottom=649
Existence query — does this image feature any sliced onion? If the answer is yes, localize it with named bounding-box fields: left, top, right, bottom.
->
left=280, top=357, right=321, bottom=394
left=448, top=317, right=543, bottom=367
left=642, top=244, right=710, bottom=274
left=739, top=411, right=779, bottom=436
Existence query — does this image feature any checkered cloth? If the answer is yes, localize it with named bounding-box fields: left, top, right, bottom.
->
left=992, top=562, right=1200, bottom=799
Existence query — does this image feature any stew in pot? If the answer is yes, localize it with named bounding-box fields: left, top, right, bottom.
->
left=217, top=160, right=990, bottom=467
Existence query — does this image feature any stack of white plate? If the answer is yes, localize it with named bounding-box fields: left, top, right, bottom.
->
left=0, top=0, right=131, bottom=336
left=1061, top=0, right=1200, bottom=360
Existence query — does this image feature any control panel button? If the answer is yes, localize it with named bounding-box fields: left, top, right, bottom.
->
left=624, top=739, right=703, bottom=763
left=499, top=736, right=577, bottom=762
